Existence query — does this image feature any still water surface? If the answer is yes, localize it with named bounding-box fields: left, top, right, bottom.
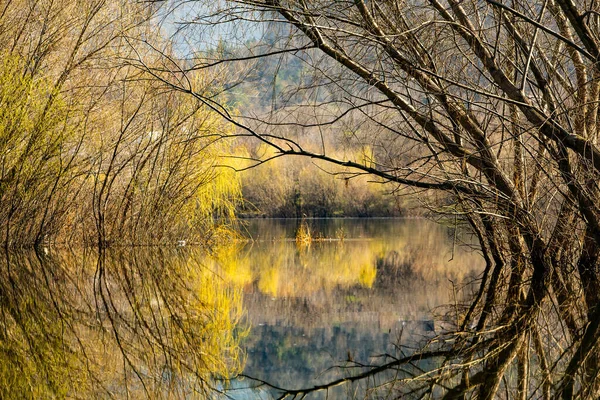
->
left=0, top=218, right=482, bottom=398
left=229, top=218, right=484, bottom=399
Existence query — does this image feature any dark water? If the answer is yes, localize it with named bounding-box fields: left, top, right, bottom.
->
left=227, top=218, right=484, bottom=399
left=0, top=219, right=483, bottom=399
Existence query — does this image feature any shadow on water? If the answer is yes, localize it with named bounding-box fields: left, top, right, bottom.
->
left=0, top=248, right=245, bottom=399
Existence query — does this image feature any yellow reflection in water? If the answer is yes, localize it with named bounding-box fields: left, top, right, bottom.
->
left=211, top=220, right=481, bottom=299
left=211, top=240, right=383, bottom=298
left=0, top=222, right=482, bottom=398
left=358, top=262, right=377, bottom=288
left=0, top=248, right=245, bottom=399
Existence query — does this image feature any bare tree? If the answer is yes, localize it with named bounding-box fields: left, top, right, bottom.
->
left=142, top=0, right=600, bottom=398
left=0, top=0, right=241, bottom=247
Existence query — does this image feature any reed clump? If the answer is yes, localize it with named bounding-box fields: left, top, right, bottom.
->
left=295, top=219, right=312, bottom=247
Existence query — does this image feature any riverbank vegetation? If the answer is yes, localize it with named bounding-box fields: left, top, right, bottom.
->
left=237, top=136, right=410, bottom=218
left=0, top=0, right=241, bottom=248
left=0, top=2, right=247, bottom=396
left=0, top=0, right=404, bottom=249
left=8, top=0, right=600, bottom=398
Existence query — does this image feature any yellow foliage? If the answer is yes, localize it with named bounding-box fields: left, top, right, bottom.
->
left=0, top=249, right=247, bottom=398
left=258, top=267, right=280, bottom=297
left=212, top=242, right=254, bottom=287
left=0, top=0, right=241, bottom=247
left=358, top=263, right=377, bottom=288
left=359, top=145, right=375, bottom=168
left=295, top=219, right=312, bottom=248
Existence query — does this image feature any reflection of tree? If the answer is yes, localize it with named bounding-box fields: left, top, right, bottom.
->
left=241, top=240, right=381, bottom=297
left=0, top=249, right=244, bottom=398
left=231, top=221, right=481, bottom=399
left=241, top=324, right=402, bottom=395
left=225, top=219, right=481, bottom=298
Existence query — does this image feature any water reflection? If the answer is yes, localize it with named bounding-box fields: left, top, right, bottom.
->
left=0, top=219, right=483, bottom=399
left=225, top=218, right=484, bottom=398
left=0, top=249, right=244, bottom=398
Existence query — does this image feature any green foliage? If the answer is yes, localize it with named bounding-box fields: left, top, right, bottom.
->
left=0, top=52, right=76, bottom=245
left=0, top=1, right=240, bottom=247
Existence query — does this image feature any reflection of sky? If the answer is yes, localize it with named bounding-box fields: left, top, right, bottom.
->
left=229, top=218, right=483, bottom=398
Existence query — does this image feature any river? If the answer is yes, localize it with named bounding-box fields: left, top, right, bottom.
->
left=228, top=218, right=484, bottom=399
left=0, top=218, right=483, bottom=399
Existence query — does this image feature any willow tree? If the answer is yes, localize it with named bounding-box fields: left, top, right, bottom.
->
left=0, top=0, right=241, bottom=247
left=148, top=0, right=600, bottom=398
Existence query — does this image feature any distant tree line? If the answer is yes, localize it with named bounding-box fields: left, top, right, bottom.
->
left=237, top=144, right=410, bottom=218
